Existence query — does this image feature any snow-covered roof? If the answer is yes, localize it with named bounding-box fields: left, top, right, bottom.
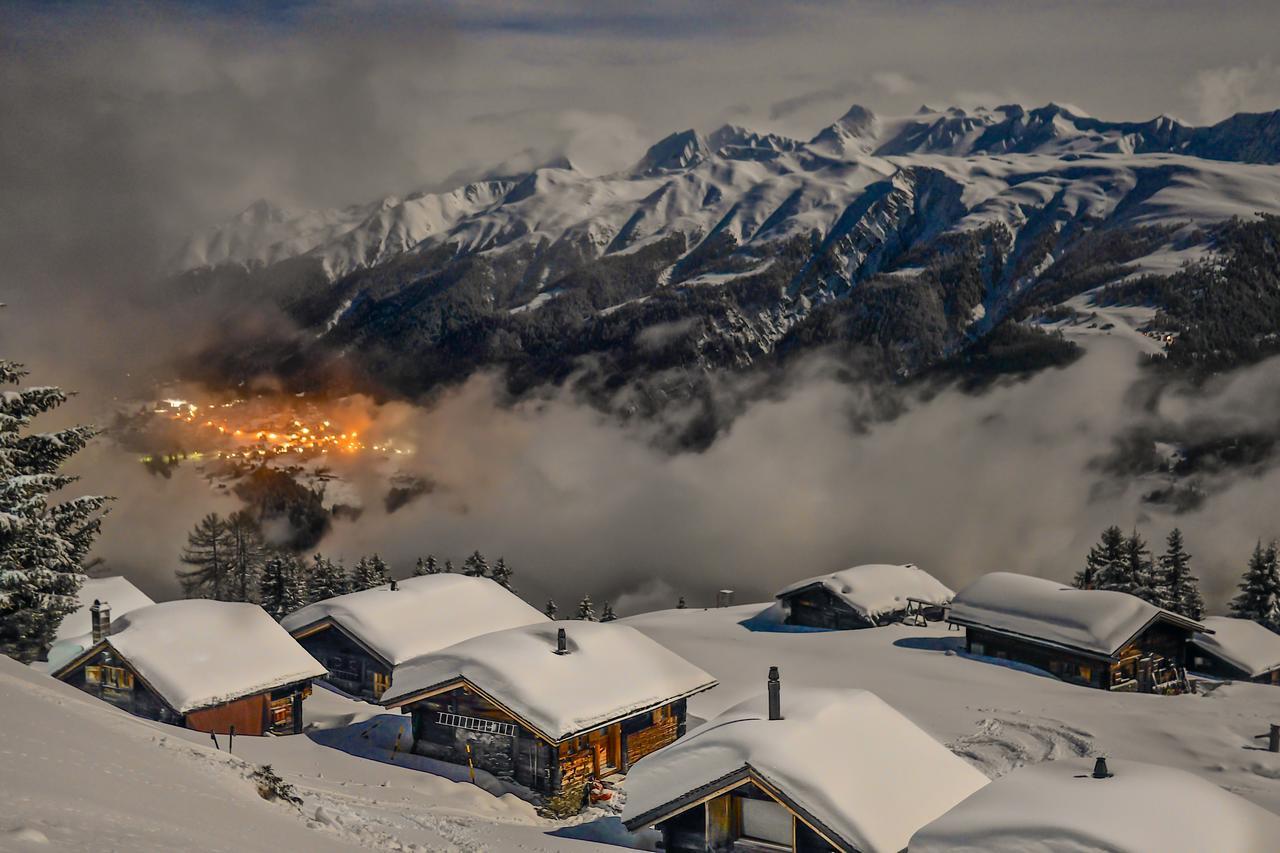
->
left=623, top=687, right=988, bottom=853
left=776, top=563, right=953, bottom=620
left=909, top=757, right=1280, bottom=853
left=280, top=575, right=549, bottom=667
left=1191, top=616, right=1280, bottom=677
left=55, top=576, right=156, bottom=643
left=381, top=621, right=717, bottom=740
left=64, top=600, right=326, bottom=714
left=948, top=572, right=1206, bottom=657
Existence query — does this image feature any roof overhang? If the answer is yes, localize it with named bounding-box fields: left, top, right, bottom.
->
left=384, top=675, right=719, bottom=744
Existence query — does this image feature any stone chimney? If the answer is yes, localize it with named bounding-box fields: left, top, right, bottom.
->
left=767, top=666, right=783, bottom=720
left=554, top=627, right=569, bottom=655
left=90, top=599, right=111, bottom=645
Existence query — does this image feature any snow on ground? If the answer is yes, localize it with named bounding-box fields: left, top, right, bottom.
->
left=909, top=757, right=1280, bottom=853
left=620, top=604, right=1280, bottom=814
left=0, top=655, right=620, bottom=852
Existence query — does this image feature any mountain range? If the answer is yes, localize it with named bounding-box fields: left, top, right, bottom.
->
left=172, top=102, right=1280, bottom=414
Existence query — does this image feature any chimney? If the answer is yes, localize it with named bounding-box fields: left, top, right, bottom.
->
left=1092, top=757, right=1112, bottom=779
left=716, top=589, right=735, bottom=608
left=767, top=666, right=783, bottom=720
left=553, top=627, right=569, bottom=655
left=90, top=599, right=111, bottom=644
left=390, top=579, right=398, bottom=591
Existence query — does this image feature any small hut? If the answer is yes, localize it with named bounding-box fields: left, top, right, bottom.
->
left=381, top=621, right=717, bottom=816
left=281, top=574, right=548, bottom=700
left=948, top=572, right=1209, bottom=694
left=1189, top=616, right=1280, bottom=685
left=775, top=563, right=953, bottom=630
left=622, top=671, right=988, bottom=852
left=51, top=599, right=325, bottom=735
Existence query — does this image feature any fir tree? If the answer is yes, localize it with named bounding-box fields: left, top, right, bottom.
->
left=1097, top=529, right=1157, bottom=602
left=600, top=602, right=617, bottom=622
left=677, top=596, right=687, bottom=609
left=0, top=359, right=110, bottom=663
left=576, top=594, right=596, bottom=621
left=544, top=598, right=558, bottom=619
left=490, top=557, right=513, bottom=590
left=177, top=513, right=231, bottom=599
left=414, top=555, right=439, bottom=576
left=350, top=554, right=391, bottom=590
left=259, top=552, right=305, bottom=621
left=1076, top=525, right=1124, bottom=590
left=1159, top=528, right=1205, bottom=620
left=306, top=554, right=348, bottom=602
left=1230, top=541, right=1280, bottom=630
left=443, top=559, right=455, bottom=574
left=463, top=550, right=490, bottom=578
left=225, top=510, right=265, bottom=603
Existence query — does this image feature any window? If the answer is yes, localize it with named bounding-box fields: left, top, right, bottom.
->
left=270, top=697, right=294, bottom=729
left=970, top=642, right=985, bottom=656
left=88, top=665, right=134, bottom=690
left=372, top=671, right=391, bottom=699
left=738, top=797, right=792, bottom=845
left=652, top=705, right=674, bottom=724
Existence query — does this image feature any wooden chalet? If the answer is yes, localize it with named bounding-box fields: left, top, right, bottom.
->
left=948, top=572, right=1210, bottom=694
left=775, top=563, right=953, bottom=630
left=281, top=574, right=548, bottom=701
left=1189, top=616, right=1280, bottom=685
left=51, top=599, right=325, bottom=735
left=380, top=621, right=718, bottom=816
left=622, top=670, right=988, bottom=852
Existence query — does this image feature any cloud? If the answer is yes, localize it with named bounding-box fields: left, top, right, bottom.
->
left=1186, top=59, right=1280, bottom=124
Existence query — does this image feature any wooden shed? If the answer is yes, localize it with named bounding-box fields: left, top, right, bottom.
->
left=775, top=564, right=953, bottom=630
left=622, top=672, right=988, bottom=852
left=380, top=621, right=717, bottom=816
left=51, top=599, right=326, bottom=736
left=948, top=572, right=1209, bottom=694
left=1189, top=616, right=1280, bottom=685
left=281, top=574, right=548, bottom=701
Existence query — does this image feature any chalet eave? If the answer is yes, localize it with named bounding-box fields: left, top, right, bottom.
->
left=948, top=610, right=1211, bottom=663
left=289, top=618, right=395, bottom=669
left=383, top=675, right=718, bottom=744
left=623, top=763, right=852, bottom=852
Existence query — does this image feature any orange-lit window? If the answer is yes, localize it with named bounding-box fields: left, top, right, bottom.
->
left=652, top=705, right=674, bottom=724
left=270, top=697, right=294, bottom=729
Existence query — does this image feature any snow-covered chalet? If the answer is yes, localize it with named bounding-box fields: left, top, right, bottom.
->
left=775, top=563, right=953, bottom=629
left=1189, top=616, right=1280, bottom=685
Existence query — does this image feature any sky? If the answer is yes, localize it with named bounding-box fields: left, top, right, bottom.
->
left=2, top=0, right=1279, bottom=610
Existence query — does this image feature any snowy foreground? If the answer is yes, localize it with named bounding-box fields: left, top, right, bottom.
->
left=6, top=603, right=1280, bottom=850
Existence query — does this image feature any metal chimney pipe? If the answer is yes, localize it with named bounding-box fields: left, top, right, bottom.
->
left=90, top=599, right=111, bottom=645
left=390, top=579, right=398, bottom=591
left=554, top=627, right=569, bottom=655
left=767, top=666, right=782, bottom=720
left=1092, top=756, right=1111, bottom=779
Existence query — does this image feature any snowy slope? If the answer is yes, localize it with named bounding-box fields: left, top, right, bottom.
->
left=620, top=605, right=1280, bottom=816
left=909, top=757, right=1280, bottom=853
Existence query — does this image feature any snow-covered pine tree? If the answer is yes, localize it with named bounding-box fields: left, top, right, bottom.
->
left=350, top=554, right=391, bottom=590
left=0, top=359, right=110, bottom=663
left=306, top=554, right=348, bottom=602
left=176, top=513, right=230, bottom=599
left=414, top=555, right=439, bottom=576
left=226, top=510, right=265, bottom=603
left=544, top=599, right=557, bottom=619
left=1230, top=541, right=1280, bottom=631
left=259, top=552, right=305, bottom=621
left=1096, top=529, right=1156, bottom=601
left=490, top=557, right=513, bottom=590
left=576, top=594, right=596, bottom=621
left=463, top=550, right=490, bottom=578
left=1076, top=525, right=1124, bottom=590
left=1159, top=528, right=1205, bottom=620
left=444, top=559, right=455, bottom=573
left=600, top=602, right=617, bottom=622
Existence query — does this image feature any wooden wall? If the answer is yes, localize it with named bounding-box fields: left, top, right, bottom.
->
left=781, top=587, right=877, bottom=630
left=295, top=626, right=387, bottom=700
left=186, top=693, right=268, bottom=735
